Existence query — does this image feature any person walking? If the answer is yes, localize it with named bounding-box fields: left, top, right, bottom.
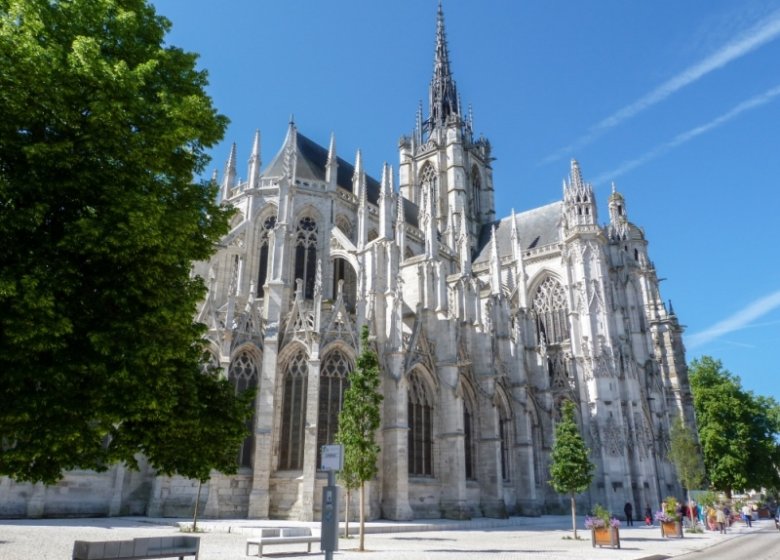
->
left=624, top=502, right=634, bottom=526
left=742, top=504, right=752, bottom=527
left=644, top=505, right=653, bottom=526
left=716, top=506, right=727, bottom=534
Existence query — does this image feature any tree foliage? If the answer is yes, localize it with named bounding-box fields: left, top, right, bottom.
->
left=689, top=356, right=780, bottom=496
left=336, top=325, right=383, bottom=550
left=668, top=416, right=706, bottom=492
left=549, top=400, right=594, bottom=539
left=0, top=0, right=252, bottom=483
left=668, top=415, right=706, bottom=526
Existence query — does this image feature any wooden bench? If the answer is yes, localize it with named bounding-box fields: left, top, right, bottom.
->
left=245, top=527, right=319, bottom=557
left=72, top=536, right=200, bottom=560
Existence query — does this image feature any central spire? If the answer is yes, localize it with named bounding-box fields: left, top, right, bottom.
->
left=427, top=1, right=460, bottom=133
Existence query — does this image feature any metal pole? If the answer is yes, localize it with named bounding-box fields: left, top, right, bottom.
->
left=325, top=470, right=335, bottom=560
left=322, top=469, right=339, bottom=560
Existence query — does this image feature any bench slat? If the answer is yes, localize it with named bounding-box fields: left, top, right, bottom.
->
left=72, top=536, right=199, bottom=560
left=246, top=529, right=319, bottom=557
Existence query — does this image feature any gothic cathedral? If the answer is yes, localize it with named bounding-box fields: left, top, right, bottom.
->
left=1, top=5, right=693, bottom=520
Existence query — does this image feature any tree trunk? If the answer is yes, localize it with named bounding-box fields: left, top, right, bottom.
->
left=359, top=482, right=366, bottom=551
left=192, top=480, right=203, bottom=532
left=687, top=489, right=695, bottom=528
left=344, top=487, right=351, bottom=538
left=571, top=494, right=578, bottom=540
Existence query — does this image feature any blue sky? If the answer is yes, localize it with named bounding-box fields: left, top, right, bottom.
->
left=152, top=0, right=780, bottom=404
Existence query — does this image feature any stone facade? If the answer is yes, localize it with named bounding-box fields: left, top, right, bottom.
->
left=0, top=5, right=693, bottom=520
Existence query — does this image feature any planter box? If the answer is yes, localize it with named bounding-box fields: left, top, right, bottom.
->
left=591, top=526, right=620, bottom=549
left=660, top=520, right=683, bottom=538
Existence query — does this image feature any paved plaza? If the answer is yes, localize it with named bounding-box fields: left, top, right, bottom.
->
left=0, top=515, right=773, bottom=560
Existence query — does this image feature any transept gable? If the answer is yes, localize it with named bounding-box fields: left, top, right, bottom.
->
left=231, top=294, right=265, bottom=352
left=280, top=278, right=318, bottom=352
left=321, top=280, right=357, bottom=350
left=403, top=315, right=437, bottom=379
left=196, top=274, right=220, bottom=331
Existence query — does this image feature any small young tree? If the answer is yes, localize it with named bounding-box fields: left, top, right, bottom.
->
left=668, top=415, right=706, bottom=527
left=337, top=468, right=360, bottom=538
left=549, top=400, right=595, bottom=540
left=146, top=362, right=255, bottom=531
left=336, top=326, right=383, bottom=552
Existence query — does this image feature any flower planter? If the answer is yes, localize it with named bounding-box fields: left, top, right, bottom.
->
left=660, top=520, right=683, bottom=538
left=591, top=526, right=621, bottom=548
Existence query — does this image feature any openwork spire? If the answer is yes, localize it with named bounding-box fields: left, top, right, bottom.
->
left=428, top=1, right=460, bottom=131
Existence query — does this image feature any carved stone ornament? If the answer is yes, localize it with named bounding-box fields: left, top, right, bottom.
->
left=604, top=416, right=625, bottom=457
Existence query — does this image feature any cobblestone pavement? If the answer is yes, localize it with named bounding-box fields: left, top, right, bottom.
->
left=0, top=515, right=771, bottom=560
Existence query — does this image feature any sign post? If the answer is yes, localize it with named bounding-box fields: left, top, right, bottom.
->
left=320, top=444, right=343, bottom=560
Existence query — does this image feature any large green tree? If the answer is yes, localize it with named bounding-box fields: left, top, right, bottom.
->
left=549, top=400, right=594, bottom=540
left=689, top=356, right=780, bottom=497
left=336, top=325, right=383, bottom=552
left=0, top=0, right=252, bottom=484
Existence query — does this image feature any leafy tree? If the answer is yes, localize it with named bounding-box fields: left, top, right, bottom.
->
left=549, top=400, right=595, bottom=539
left=689, top=356, right=780, bottom=497
left=336, top=325, right=383, bottom=552
left=337, top=466, right=360, bottom=539
left=668, top=415, right=706, bottom=527
left=0, top=0, right=253, bottom=484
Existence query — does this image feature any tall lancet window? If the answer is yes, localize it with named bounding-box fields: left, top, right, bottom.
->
left=294, top=216, right=318, bottom=299
left=419, top=163, right=438, bottom=219
left=279, top=350, right=308, bottom=470
left=257, top=215, right=276, bottom=298
left=497, top=395, right=512, bottom=482
left=408, top=370, right=434, bottom=476
left=229, top=350, right=258, bottom=468
left=316, top=349, right=352, bottom=465
left=463, top=391, right=477, bottom=480
left=470, top=165, right=481, bottom=221
left=532, top=276, right=569, bottom=344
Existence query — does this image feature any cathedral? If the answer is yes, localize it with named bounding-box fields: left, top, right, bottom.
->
left=0, top=5, right=694, bottom=520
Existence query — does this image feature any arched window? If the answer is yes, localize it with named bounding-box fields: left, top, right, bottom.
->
left=532, top=276, right=569, bottom=344
left=470, top=166, right=481, bottom=221
left=294, top=216, right=318, bottom=299
left=408, top=371, right=434, bottom=476
left=257, top=215, right=276, bottom=298
left=279, top=350, right=308, bottom=470
left=419, top=163, right=437, bottom=219
left=229, top=350, right=258, bottom=468
left=463, top=393, right=477, bottom=480
left=332, top=258, right=356, bottom=312
left=317, top=349, right=353, bottom=465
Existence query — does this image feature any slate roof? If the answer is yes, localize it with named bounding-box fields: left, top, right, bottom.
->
left=262, top=130, right=381, bottom=206
left=474, top=201, right=562, bottom=265
left=261, top=128, right=419, bottom=228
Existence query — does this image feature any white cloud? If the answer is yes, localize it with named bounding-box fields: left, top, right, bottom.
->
left=591, top=84, right=780, bottom=184
left=687, top=290, right=780, bottom=349
left=540, top=8, right=780, bottom=165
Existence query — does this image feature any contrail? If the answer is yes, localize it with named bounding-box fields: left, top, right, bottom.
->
left=591, top=84, right=780, bottom=185
left=687, top=290, right=780, bottom=349
left=540, top=8, right=780, bottom=165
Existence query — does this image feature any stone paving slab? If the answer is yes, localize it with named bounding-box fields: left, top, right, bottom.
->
left=0, top=515, right=768, bottom=560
